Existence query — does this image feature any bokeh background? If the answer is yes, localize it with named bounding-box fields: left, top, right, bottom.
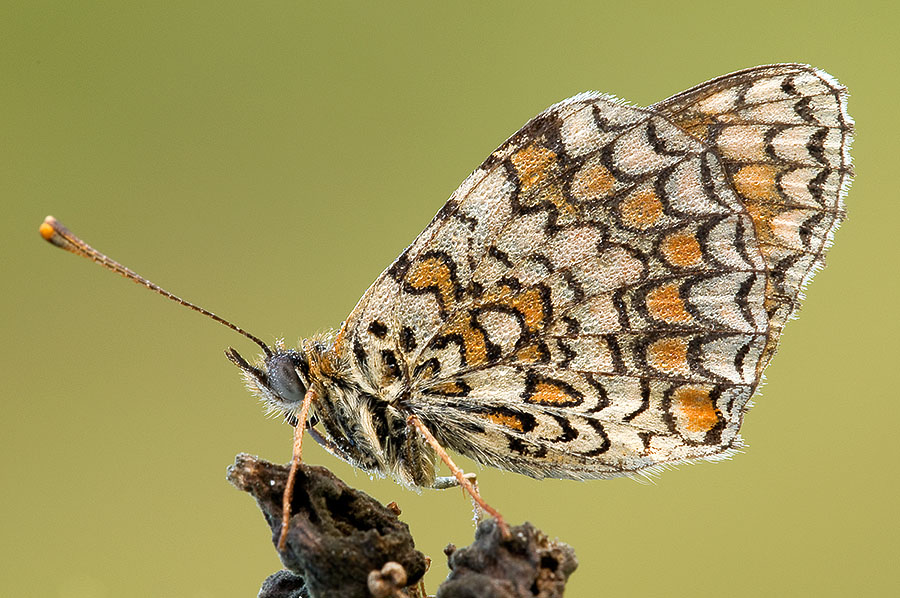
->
left=3, top=2, right=897, bottom=596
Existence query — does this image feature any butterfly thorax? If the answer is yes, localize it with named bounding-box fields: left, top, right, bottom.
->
left=229, top=336, right=438, bottom=488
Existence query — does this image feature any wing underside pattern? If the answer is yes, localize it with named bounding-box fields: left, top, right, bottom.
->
left=333, top=65, right=852, bottom=479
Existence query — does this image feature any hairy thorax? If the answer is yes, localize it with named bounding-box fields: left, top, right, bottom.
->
left=298, top=338, right=438, bottom=488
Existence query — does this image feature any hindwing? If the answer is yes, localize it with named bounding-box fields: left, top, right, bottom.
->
left=653, top=64, right=854, bottom=367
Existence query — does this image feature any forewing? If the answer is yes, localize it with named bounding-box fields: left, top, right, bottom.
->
left=652, top=64, right=854, bottom=368
left=339, top=90, right=773, bottom=479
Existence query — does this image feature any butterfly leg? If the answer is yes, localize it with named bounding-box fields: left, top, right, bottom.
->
left=278, top=386, right=317, bottom=551
left=407, top=414, right=510, bottom=538
left=433, top=472, right=477, bottom=490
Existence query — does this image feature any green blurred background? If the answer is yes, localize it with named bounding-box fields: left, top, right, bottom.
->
left=3, top=2, right=897, bottom=596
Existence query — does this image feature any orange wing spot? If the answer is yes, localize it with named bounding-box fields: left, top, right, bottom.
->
left=672, top=385, right=720, bottom=433
left=511, top=287, right=548, bottom=332
left=485, top=412, right=525, bottom=432
left=481, top=285, right=548, bottom=333
left=440, top=316, right=490, bottom=366
left=619, top=188, right=663, bottom=229
left=528, top=380, right=580, bottom=406
left=732, top=164, right=782, bottom=203
left=660, top=232, right=703, bottom=268
left=405, top=256, right=458, bottom=312
left=460, top=323, right=488, bottom=365
left=515, top=343, right=546, bottom=363
left=571, top=162, right=616, bottom=202
left=544, top=184, right=577, bottom=218
left=743, top=200, right=780, bottom=245
left=647, top=337, right=691, bottom=376
left=645, top=283, right=692, bottom=324
left=429, top=381, right=469, bottom=397
left=511, top=144, right=557, bottom=191
left=441, top=285, right=550, bottom=367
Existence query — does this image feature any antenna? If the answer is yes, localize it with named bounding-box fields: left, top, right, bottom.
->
left=39, top=215, right=273, bottom=357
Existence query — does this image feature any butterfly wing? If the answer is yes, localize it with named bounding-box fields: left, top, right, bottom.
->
left=335, top=65, right=851, bottom=480
left=653, top=64, right=854, bottom=367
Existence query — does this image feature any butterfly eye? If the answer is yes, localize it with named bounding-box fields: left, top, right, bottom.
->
left=265, top=352, right=307, bottom=407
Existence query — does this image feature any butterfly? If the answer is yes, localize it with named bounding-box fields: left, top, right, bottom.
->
left=41, top=63, right=853, bottom=540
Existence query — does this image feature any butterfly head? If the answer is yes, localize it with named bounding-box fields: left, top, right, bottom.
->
left=225, top=345, right=309, bottom=414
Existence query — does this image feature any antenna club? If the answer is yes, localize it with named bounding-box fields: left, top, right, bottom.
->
left=39, top=215, right=71, bottom=250
left=39, top=218, right=57, bottom=241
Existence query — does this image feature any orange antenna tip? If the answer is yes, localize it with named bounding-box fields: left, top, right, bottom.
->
left=39, top=216, right=77, bottom=251
left=39, top=217, right=57, bottom=242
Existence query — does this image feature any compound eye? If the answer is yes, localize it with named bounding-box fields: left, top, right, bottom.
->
left=265, top=353, right=306, bottom=406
